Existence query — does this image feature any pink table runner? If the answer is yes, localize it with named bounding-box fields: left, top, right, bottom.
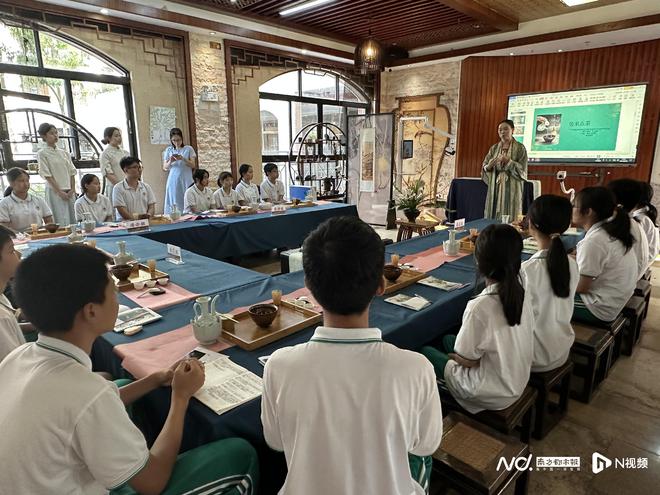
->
left=400, top=246, right=469, bottom=273
left=114, top=324, right=234, bottom=379
left=113, top=288, right=321, bottom=378
left=122, top=283, right=200, bottom=310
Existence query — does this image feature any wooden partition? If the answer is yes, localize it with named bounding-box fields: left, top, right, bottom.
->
left=456, top=39, right=660, bottom=194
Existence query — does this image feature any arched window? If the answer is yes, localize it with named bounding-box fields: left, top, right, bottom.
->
left=259, top=69, right=369, bottom=160
left=260, top=110, right=279, bottom=153
left=0, top=17, right=135, bottom=174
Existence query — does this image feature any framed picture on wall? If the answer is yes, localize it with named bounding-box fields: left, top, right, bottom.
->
left=402, top=139, right=414, bottom=159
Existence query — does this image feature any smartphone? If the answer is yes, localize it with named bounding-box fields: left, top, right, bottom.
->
left=188, top=350, right=205, bottom=360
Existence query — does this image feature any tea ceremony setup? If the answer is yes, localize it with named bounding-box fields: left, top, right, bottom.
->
left=1, top=1, right=659, bottom=494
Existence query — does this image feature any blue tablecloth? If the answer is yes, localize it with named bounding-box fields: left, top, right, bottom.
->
left=445, top=178, right=535, bottom=222
left=91, top=203, right=358, bottom=260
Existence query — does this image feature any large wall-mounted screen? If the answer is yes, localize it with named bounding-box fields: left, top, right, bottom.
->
left=507, top=84, right=647, bottom=165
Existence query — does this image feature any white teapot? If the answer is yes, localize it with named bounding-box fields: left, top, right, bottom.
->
left=192, top=295, right=220, bottom=344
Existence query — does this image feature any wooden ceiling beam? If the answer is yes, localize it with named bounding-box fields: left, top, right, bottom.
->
left=435, top=0, right=517, bottom=32
left=389, top=13, right=660, bottom=66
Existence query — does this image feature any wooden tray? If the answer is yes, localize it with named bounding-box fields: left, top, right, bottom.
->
left=149, top=216, right=172, bottom=225
left=383, top=268, right=428, bottom=295
left=459, top=239, right=476, bottom=253
left=221, top=300, right=322, bottom=351
left=286, top=201, right=317, bottom=209
left=28, top=227, right=70, bottom=240
left=112, top=263, right=169, bottom=291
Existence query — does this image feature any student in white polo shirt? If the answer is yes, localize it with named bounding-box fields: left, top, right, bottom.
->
left=262, top=216, right=442, bottom=495
left=260, top=162, right=285, bottom=203
left=632, top=182, right=659, bottom=265
left=183, top=168, right=215, bottom=214
left=0, top=226, right=28, bottom=362
left=235, top=164, right=260, bottom=206
left=572, top=187, right=638, bottom=325
left=100, top=126, right=130, bottom=201
left=521, top=195, right=578, bottom=372
left=0, top=244, right=259, bottom=494
left=112, top=156, right=156, bottom=221
left=213, top=171, right=239, bottom=209
left=75, top=174, right=113, bottom=223
left=37, top=122, right=77, bottom=225
left=608, top=178, right=651, bottom=277
left=0, top=168, right=53, bottom=232
left=421, top=224, right=534, bottom=414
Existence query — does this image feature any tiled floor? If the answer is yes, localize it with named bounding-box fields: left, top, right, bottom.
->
left=241, top=234, right=659, bottom=494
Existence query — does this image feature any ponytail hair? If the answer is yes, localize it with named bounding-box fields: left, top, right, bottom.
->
left=528, top=195, right=572, bottom=297
left=575, top=187, right=634, bottom=252
left=238, top=163, right=252, bottom=184
left=607, top=179, right=641, bottom=213
left=475, top=224, right=525, bottom=326
left=101, top=126, right=120, bottom=146
left=638, top=181, right=658, bottom=226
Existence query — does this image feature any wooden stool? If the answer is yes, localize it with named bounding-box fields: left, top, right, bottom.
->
left=622, top=296, right=645, bottom=355
left=569, top=322, right=614, bottom=403
left=634, top=279, right=651, bottom=320
left=529, top=360, right=573, bottom=440
left=395, top=219, right=438, bottom=242
left=438, top=381, right=537, bottom=443
left=642, top=268, right=652, bottom=281
left=432, top=412, right=530, bottom=495
left=605, top=315, right=626, bottom=367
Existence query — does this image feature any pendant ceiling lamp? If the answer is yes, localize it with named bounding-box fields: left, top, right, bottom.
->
left=354, top=29, right=382, bottom=75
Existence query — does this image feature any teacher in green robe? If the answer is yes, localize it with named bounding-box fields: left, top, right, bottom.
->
left=482, top=119, right=528, bottom=220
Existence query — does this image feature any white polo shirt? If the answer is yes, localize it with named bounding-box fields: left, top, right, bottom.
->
left=100, top=146, right=129, bottom=180
left=112, top=179, right=156, bottom=220
left=630, top=219, right=649, bottom=280
left=75, top=194, right=113, bottom=223
left=0, top=294, right=24, bottom=362
left=213, top=188, right=239, bottom=209
left=0, top=335, right=149, bottom=494
left=37, top=146, right=77, bottom=189
left=444, top=284, right=534, bottom=414
left=632, top=208, right=659, bottom=266
left=262, top=327, right=442, bottom=495
left=0, top=192, right=53, bottom=231
left=235, top=181, right=260, bottom=204
left=521, top=250, right=578, bottom=372
left=576, top=221, right=638, bottom=321
left=260, top=179, right=285, bottom=202
left=183, top=185, right=214, bottom=213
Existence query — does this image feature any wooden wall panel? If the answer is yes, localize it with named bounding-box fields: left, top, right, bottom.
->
left=455, top=39, right=660, bottom=195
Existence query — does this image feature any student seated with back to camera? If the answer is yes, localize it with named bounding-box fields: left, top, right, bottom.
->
left=261, top=216, right=442, bottom=495
left=0, top=244, right=259, bottom=495
left=112, top=156, right=156, bottom=221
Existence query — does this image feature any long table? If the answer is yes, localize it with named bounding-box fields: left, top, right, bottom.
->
left=91, top=202, right=358, bottom=260
left=86, top=219, right=493, bottom=494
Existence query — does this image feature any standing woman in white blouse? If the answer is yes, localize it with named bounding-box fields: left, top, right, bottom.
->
left=235, top=163, right=260, bottom=206
left=163, top=128, right=197, bottom=215
left=99, top=126, right=129, bottom=201
left=36, top=123, right=77, bottom=225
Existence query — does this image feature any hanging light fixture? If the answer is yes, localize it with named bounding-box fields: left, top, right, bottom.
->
left=354, top=29, right=382, bottom=75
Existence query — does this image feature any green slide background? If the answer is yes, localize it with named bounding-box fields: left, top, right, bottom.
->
left=531, top=103, right=621, bottom=152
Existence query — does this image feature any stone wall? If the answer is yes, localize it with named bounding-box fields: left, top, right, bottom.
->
left=380, top=61, right=461, bottom=200
left=189, top=35, right=232, bottom=180
left=61, top=26, right=189, bottom=213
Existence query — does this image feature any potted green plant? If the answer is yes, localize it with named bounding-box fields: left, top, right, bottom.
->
left=395, top=175, right=427, bottom=223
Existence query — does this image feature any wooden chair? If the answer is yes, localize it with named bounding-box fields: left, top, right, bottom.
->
left=621, top=296, right=645, bottom=355
left=634, top=279, right=652, bottom=320
left=395, top=219, right=439, bottom=242
left=438, top=381, right=537, bottom=443
left=528, top=360, right=573, bottom=440
left=432, top=412, right=530, bottom=495
left=569, top=322, right=614, bottom=403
